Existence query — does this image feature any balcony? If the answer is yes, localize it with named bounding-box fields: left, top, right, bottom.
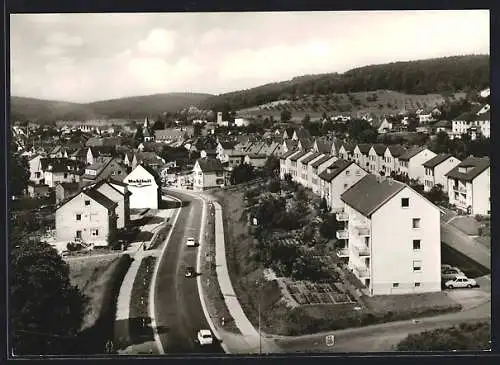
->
left=336, top=212, right=349, bottom=221
left=336, top=247, right=349, bottom=257
left=336, top=230, right=348, bottom=240
left=356, top=226, right=371, bottom=237
left=354, top=266, right=370, bottom=278
left=353, top=244, right=370, bottom=256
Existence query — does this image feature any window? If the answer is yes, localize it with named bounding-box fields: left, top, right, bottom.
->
left=401, top=198, right=409, bottom=207
left=415, top=282, right=421, bottom=287
left=412, top=218, right=421, bottom=228
left=91, top=228, right=99, bottom=236
left=343, top=183, right=348, bottom=189
left=85, top=200, right=90, bottom=206
left=413, top=260, right=422, bottom=272
left=345, top=170, right=350, bottom=176
left=76, top=214, right=81, bottom=221
left=35, top=172, right=41, bottom=178
left=356, top=169, right=361, bottom=176
left=413, top=239, right=421, bottom=250
left=392, top=283, right=399, bottom=288
left=64, top=173, right=68, bottom=178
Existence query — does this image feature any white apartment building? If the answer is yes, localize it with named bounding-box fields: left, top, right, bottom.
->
left=279, top=149, right=299, bottom=179
left=296, top=151, right=316, bottom=187
left=309, top=155, right=337, bottom=195
left=339, top=174, right=441, bottom=296
left=319, top=160, right=367, bottom=212
left=422, top=154, right=461, bottom=193
left=303, top=153, right=328, bottom=189
left=445, top=156, right=490, bottom=215
left=398, top=147, right=436, bottom=183
left=382, top=145, right=407, bottom=176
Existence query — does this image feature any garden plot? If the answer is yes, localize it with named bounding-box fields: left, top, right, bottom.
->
left=285, top=280, right=356, bottom=306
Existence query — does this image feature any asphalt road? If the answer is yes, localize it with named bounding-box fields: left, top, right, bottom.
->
left=153, top=190, right=223, bottom=354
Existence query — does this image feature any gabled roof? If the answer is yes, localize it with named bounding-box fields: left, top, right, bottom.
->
left=56, top=182, right=80, bottom=192
left=294, top=127, right=311, bottom=140
left=355, top=144, right=371, bottom=154
left=109, top=178, right=128, bottom=187
left=422, top=153, right=456, bottom=169
left=289, top=150, right=308, bottom=162
left=301, top=152, right=322, bottom=165
left=40, top=157, right=85, bottom=173
left=371, top=144, right=387, bottom=156
left=155, top=128, right=186, bottom=140
left=339, top=142, right=355, bottom=153
left=284, top=139, right=299, bottom=150
left=341, top=175, right=406, bottom=217
left=195, top=157, right=224, bottom=172
left=83, top=188, right=118, bottom=210
left=88, top=146, right=115, bottom=156
left=386, top=144, right=407, bottom=158
left=433, top=120, right=452, bottom=128
left=280, top=149, right=299, bottom=160
left=315, top=139, right=333, bottom=154
left=399, top=146, right=427, bottom=161
left=310, top=154, right=333, bottom=168
left=137, top=163, right=162, bottom=185
left=219, top=141, right=236, bottom=150
left=298, top=137, right=313, bottom=150
left=445, top=156, right=489, bottom=181
left=317, top=159, right=353, bottom=182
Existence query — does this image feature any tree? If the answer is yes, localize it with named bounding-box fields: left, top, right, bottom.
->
left=268, top=179, right=281, bottom=193
left=262, top=156, right=280, bottom=179
left=319, top=213, right=342, bottom=239
left=280, top=109, right=292, bottom=123
left=426, top=184, right=447, bottom=205
left=10, top=154, right=30, bottom=196
left=319, top=198, right=329, bottom=214
left=407, top=115, right=419, bottom=132
left=11, top=240, right=86, bottom=355
left=152, top=120, right=164, bottom=131
left=230, top=163, right=255, bottom=185
left=134, top=125, right=144, bottom=143
left=193, top=123, right=203, bottom=137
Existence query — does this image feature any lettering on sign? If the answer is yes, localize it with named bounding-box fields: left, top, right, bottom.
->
left=325, top=334, right=335, bottom=347
left=127, top=178, right=152, bottom=187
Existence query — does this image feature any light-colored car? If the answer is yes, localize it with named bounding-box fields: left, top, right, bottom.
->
left=441, top=268, right=465, bottom=281
left=445, top=276, right=477, bottom=289
left=186, top=237, right=197, bottom=247
left=197, top=329, right=213, bottom=346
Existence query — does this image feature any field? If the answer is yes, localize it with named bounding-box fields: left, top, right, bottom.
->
left=237, top=90, right=464, bottom=121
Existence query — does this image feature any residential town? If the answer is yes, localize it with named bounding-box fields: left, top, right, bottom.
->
left=9, top=10, right=491, bottom=358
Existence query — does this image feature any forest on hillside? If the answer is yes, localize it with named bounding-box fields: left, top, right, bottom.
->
left=200, top=55, right=489, bottom=112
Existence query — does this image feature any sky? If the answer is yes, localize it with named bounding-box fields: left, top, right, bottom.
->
left=10, top=10, right=490, bottom=103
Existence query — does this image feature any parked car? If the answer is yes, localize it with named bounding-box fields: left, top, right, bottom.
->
left=445, top=276, right=477, bottom=289
left=185, top=266, right=196, bottom=278
left=196, top=329, right=213, bottom=346
left=186, top=237, right=197, bottom=247
left=441, top=264, right=453, bottom=271
left=441, top=268, right=465, bottom=281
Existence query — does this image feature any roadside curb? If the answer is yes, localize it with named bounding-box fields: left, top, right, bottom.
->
left=170, top=188, right=230, bottom=354
left=149, top=195, right=182, bottom=355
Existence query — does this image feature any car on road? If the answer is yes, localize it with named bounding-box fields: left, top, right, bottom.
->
left=441, top=267, right=465, bottom=281
left=185, top=266, right=196, bottom=278
left=196, top=329, right=213, bottom=346
left=186, top=237, right=197, bottom=247
left=445, top=276, right=478, bottom=289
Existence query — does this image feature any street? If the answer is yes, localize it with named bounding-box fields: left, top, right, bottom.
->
left=152, top=190, right=223, bottom=354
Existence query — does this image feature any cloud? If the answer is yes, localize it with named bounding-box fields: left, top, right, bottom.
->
left=46, top=32, right=84, bottom=47
left=44, top=57, right=75, bottom=74
left=137, top=28, right=177, bottom=56
left=38, top=46, right=65, bottom=56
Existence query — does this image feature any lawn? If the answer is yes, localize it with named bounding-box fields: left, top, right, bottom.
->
left=441, top=243, right=490, bottom=278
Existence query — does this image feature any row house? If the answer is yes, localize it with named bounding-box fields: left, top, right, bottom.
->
left=422, top=154, right=461, bottom=193
left=339, top=174, right=441, bottom=296
left=296, top=151, right=317, bottom=187
left=300, top=152, right=323, bottom=188
left=398, top=147, right=436, bottom=183
left=40, top=158, right=85, bottom=188
left=280, top=149, right=299, bottom=180
left=288, top=150, right=309, bottom=182
left=382, top=145, right=407, bottom=176
left=318, top=159, right=367, bottom=212
left=282, top=139, right=299, bottom=154
left=309, top=155, right=337, bottom=195
left=445, top=157, right=490, bottom=215
left=353, top=144, right=371, bottom=171
left=367, top=144, right=386, bottom=175
left=338, top=143, right=354, bottom=161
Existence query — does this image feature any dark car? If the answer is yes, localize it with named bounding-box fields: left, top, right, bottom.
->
left=185, top=266, right=196, bottom=278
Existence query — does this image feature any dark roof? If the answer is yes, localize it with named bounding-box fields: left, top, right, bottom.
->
left=445, top=156, right=489, bottom=181
left=422, top=153, right=455, bottom=169
left=399, top=146, right=427, bottom=161
left=339, top=142, right=355, bottom=153
left=298, top=137, right=313, bottom=150
left=57, top=182, right=80, bottom=192
left=280, top=149, right=299, bottom=160
left=355, top=144, right=371, bottom=154
left=341, top=175, right=406, bottom=217
left=371, top=144, right=387, bottom=156
left=387, top=144, right=407, bottom=157
left=295, top=127, right=311, bottom=140
left=134, top=152, right=162, bottom=165
left=289, top=150, right=308, bottom=162
left=284, top=139, right=299, bottom=150
left=196, top=157, right=224, bottom=172
left=40, top=158, right=85, bottom=174
left=138, top=164, right=162, bottom=185
left=83, top=188, right=118, bottom=210
left=315, top=139, right=333, bottom=154
left=284, top=127, right=295, bottom=137
left=109, top=178, right=128, bottom=187
left=310, top=154, right=333, bottom=168
left=317, top=159, right=353, bottom=182
left=219, top=141, right=236, bottom=150
left=301, top=152, right=322, bottom=165
left=89, top=146, right=115, bottom=156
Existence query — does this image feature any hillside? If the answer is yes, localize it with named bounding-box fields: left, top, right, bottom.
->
left=200, top=55, right=489, bottom=112
left=10, top=92, right=213, bottom=122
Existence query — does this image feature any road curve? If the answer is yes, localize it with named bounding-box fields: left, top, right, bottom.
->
left=153, top=190, right=223, bottom=354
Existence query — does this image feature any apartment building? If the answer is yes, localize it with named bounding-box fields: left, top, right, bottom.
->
left=340, top=174, right=441, bottom=296
left=309, top=155, right=337, bottom=195
left=92, top=179, right=131, bottom=229
left=280, top=149, right=298, bottom=179
left=55, top=186, right=118, bottom=247
left=338, top=143, right=354, bottom=161
left=298, top=151, right=321, bottom=188
left=398, top=147, right=436, bottom=183
left=422, top=154, right=461, bottom=193
left=383, top=145, right=407, bottom=176
left=367, top=144, right=386, bottom=175
left=445, top=156, right=490, bottom=215
left=319, top=160, right=367, bottom=212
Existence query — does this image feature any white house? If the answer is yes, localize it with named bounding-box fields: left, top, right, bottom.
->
left=383, top=145, right=407, bottom=177
left=378, top=118, right=393, bottom=134
left=309, top=155, right=337, bottom=195
left=28, top=155, right=44, bottom=185
left=287, top=150, right=309, bottom=182
left=234, top=118, right=251, bottom=127
left=296, top=151, right=317, bottom=187
left=367, top=144, right=386, bottom=175
left=192, top=155, right=225, bottom=191
left=123, top=164, right=160, bottom=210
left=318, top=160, right=367, bottom=212
left=353, top=144, right=371, bottom=171
left=445, top=156, right=490, bottom=215
left=398, top=147, right=436, bottom=183
left=422, top=154, right=461, bottom=193
left=301, top=152, right=326, bottom=189
left=340, top=174, right=441, bottom=296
